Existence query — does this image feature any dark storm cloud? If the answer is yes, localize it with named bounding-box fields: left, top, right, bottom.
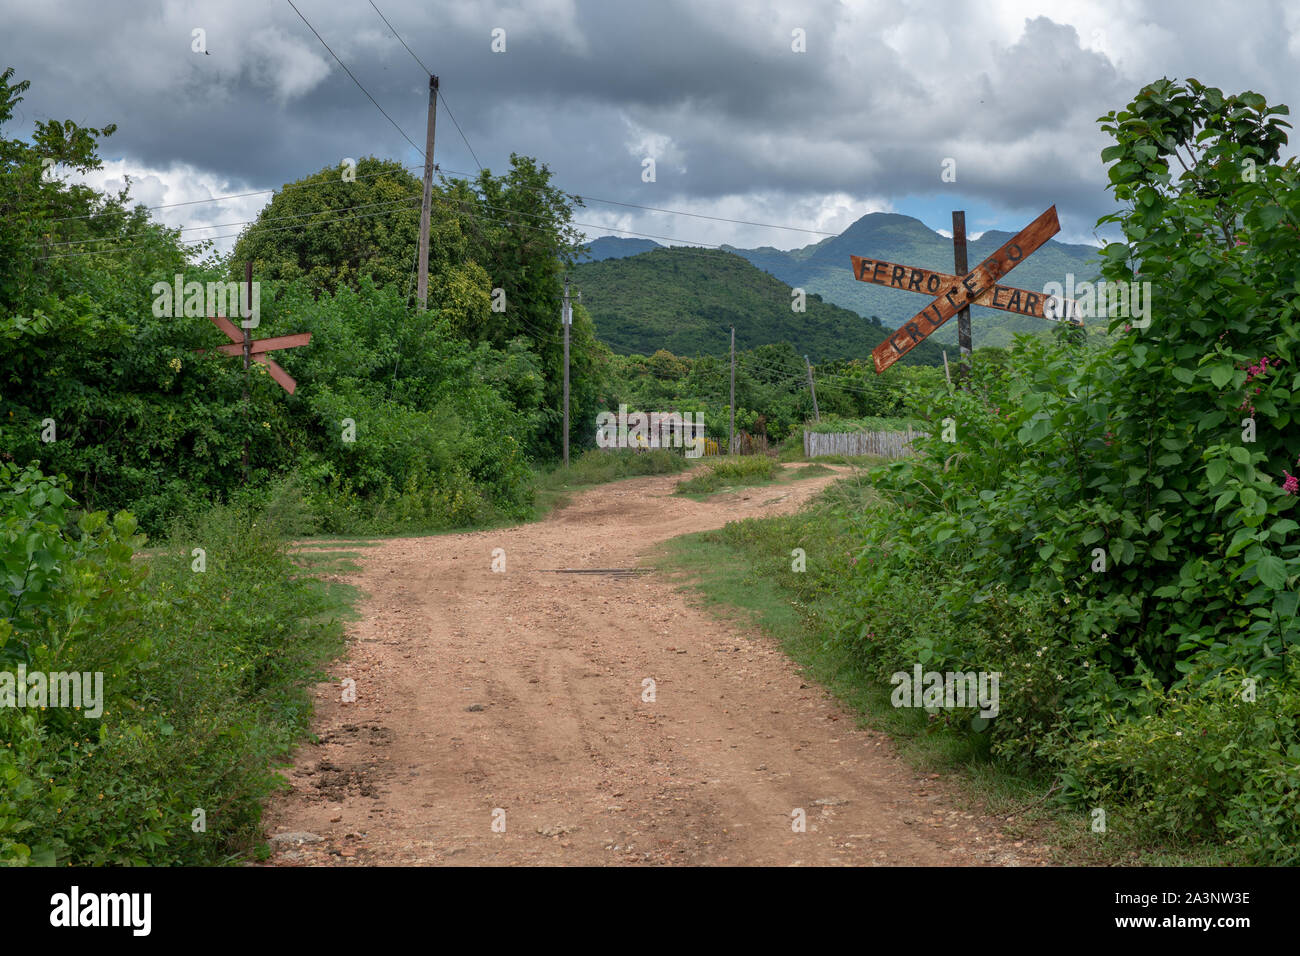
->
left=4, top=0, right=1299, bottom=250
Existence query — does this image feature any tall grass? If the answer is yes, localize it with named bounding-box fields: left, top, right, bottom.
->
left=674, top=456, right=778, bottom=495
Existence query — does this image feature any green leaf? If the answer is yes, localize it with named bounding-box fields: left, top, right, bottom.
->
left=1256, top=555, right=1286, bottom=590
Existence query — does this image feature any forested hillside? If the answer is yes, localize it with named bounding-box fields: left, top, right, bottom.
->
left=577, top=212, right=1102, bottom=349
left=572, top=245, right=945, bottom=364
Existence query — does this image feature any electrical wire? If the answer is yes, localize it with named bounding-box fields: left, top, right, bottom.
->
left=366, top=0, right=484, bottom=172
left=45, top=164, right=425, bottom=224
left=285, top=0, right=426, bottom=159
left=41, top=197, right=419, bottom=249
left=34, top=201, right=422, bottom=261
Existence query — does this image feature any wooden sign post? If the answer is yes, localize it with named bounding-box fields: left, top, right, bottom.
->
left=952, top=210, right=972, bottom=367
left=850, top=206, right=1081, bottom=374
left=200, top=312, right=311, bottom=395
left=193, top=263, right=311, bottom=480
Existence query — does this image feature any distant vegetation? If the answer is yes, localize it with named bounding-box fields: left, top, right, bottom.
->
left=572, top=245, right=946, bottom=365
left=602, top=342, right=941, bottom=450
left=577, top=216, right=1103, bottom=350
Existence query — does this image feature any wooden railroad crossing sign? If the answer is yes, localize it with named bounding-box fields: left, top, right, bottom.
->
left=198, top=312, right=310, bottom=394
left=189, top=263, right=311, bottom=482
left=853, top=206, right=1079, bottom=374
left=192, top=264, right=311, bottom=394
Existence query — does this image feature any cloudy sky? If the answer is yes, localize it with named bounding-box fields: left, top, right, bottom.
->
left=6, top=0, right=1299, bottom=256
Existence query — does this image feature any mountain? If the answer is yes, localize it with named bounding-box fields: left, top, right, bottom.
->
left=723, top=212, right=1103, bottom=348
left=571, top=246, right=944, bottom=365
left=578, top=211, right=1103, bottom=348
left=577, top=236, right=662, bottom=262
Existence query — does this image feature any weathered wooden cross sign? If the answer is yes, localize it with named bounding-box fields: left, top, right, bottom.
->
left=851, top=206, right=1080, bottom=374
left=200, top=312, right=311, bottom=394
left=192, top=263, right=310, bottom=481
left=194, top=263, right=311, bottom=394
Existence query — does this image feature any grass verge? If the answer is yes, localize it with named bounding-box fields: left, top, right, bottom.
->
left=674, top=456, right=780, bottom=497
left=1, top=472, right=364, bottom=866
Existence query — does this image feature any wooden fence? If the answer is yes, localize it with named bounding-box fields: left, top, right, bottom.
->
left=803, top=428, right=923, bottom=458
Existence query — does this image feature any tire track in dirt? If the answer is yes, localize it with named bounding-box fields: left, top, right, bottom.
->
left=263, top=465, right=1052, bottom=866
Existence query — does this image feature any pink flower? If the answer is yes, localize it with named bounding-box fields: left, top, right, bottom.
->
left=1284, top=472, right=1299, bottom=495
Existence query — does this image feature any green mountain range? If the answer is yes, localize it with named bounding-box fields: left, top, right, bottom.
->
left=572, top=245, right=944, bottom=365
left=579, top=212, right=1104, bottom=350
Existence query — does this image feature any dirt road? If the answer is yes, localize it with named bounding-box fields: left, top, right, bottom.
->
left=263, top=465, right=1050, bottom=866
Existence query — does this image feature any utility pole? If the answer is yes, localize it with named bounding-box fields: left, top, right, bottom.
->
left=416, top=74, right=439, bottom=312
left=562, top=275, right=571, bottom=467
left=729, top=327, right=735, bottom=456
left=242, top=260, right=252, bottom=483
left=805, top=355, right=820, bottom=422
left=952, top=210, right=972, bottom=377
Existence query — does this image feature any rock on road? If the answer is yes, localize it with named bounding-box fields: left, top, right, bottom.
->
left=263, top=464, right=1050, bottom=866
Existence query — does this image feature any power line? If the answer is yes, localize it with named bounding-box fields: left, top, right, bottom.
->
left=366, top=0, right=433, bottom=73
left=33, top=201, right=423, bottom=261
left=437, top=92, right=483, bottom=173
left=436, top=164, right=840, bottom=238
left=31, top=192, right=905, bottom=376
left=43, top=159, right=827, bottom=248
left=437, top=192, right=747, bottom=258
left=285, top=0, right=425, bottom=159
left=367, top=0, right=484, bottom=172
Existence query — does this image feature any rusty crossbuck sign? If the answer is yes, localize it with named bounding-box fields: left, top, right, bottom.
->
left=852, top=206, right=1080, bottom=374
left=193, top=263, right=311, bottom=481
left=200, top=312, right=311, bottom=394
left=194, top=264, right=311, bottom=394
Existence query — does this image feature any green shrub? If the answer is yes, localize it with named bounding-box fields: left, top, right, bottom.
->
left=824, top=79, right=1300, bottom=862
left=1049, top=661, right=1300, bottom=864
left=0, top=465, right=348, bottom=865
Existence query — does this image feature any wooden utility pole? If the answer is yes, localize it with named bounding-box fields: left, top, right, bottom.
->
left=562, top=276, right=571, bottom=467
left=242, top=260, right=252, bottom=482
left=952, top=210, right=972, bottom=375
left=805, top=355, right=819, bottom=422
left=416, top=74, right=439, bottom=312
left=728, top=327, right=735, bottom=455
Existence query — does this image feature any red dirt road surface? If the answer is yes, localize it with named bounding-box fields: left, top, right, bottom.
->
left=263, top=466, right=1051, bottom=866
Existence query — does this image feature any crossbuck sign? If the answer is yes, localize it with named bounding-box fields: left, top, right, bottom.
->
left=852, top=206, right=1080, bottom=373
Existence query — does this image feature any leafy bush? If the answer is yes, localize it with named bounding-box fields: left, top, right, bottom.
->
left=826, top=79, right=1300, bottom=861
left=1050, top=661, right=1300, bottom=864
left=0, top=465, right=347, bottom=865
